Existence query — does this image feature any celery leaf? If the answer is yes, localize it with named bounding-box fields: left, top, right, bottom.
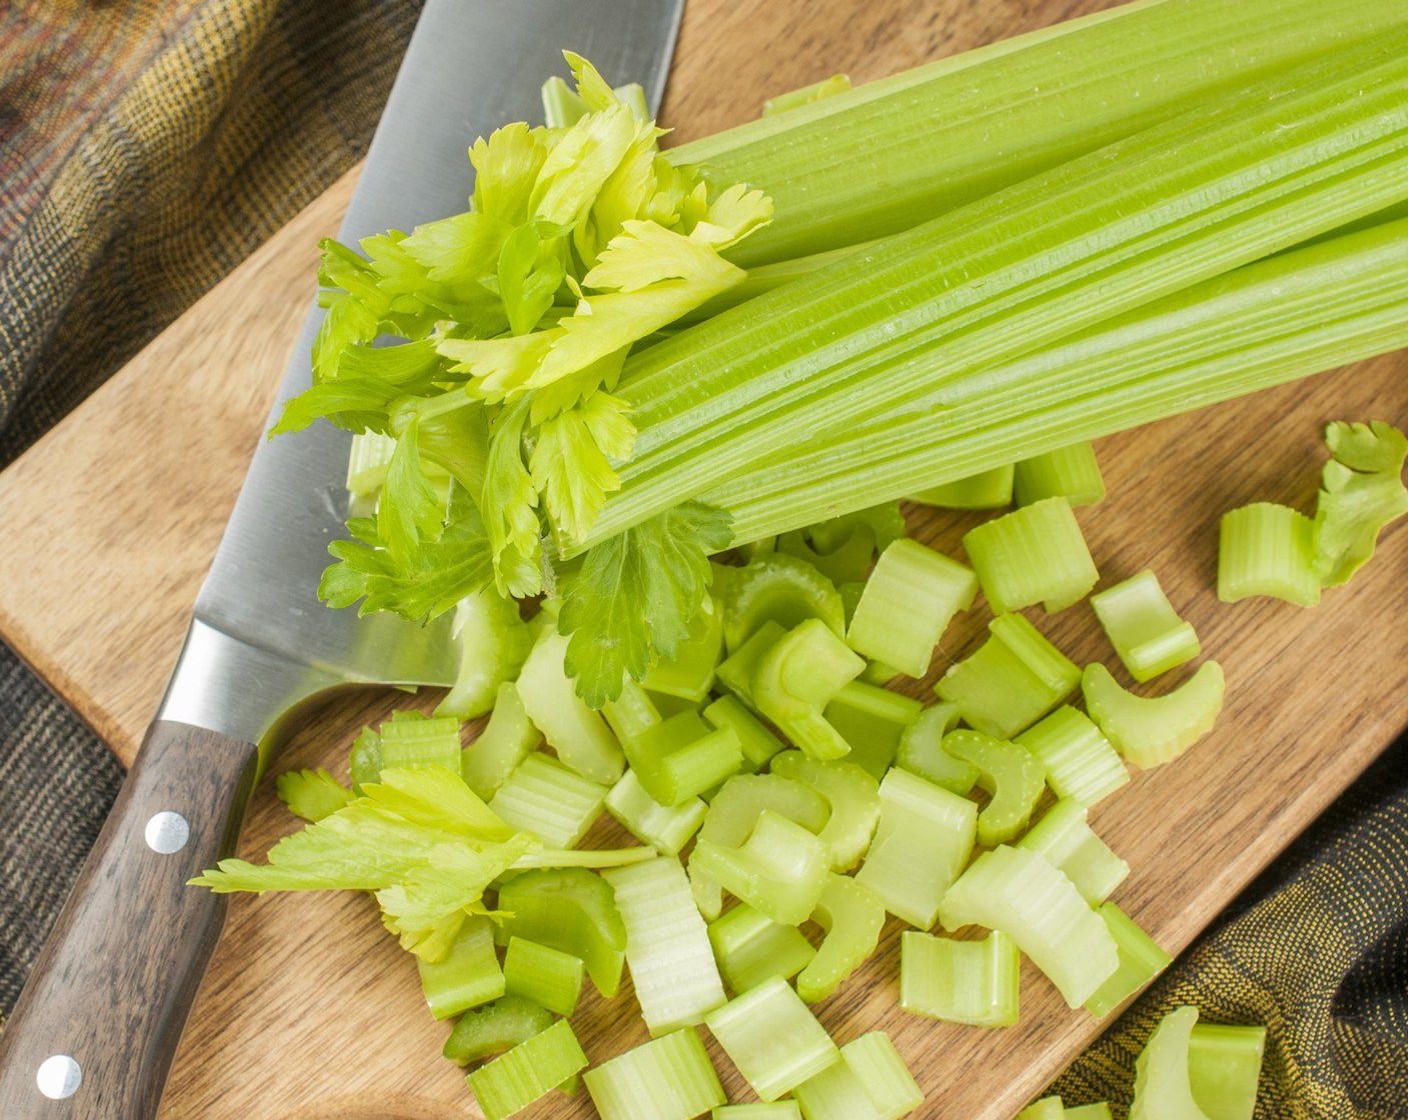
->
left=275, top=769, right=354, bottom=823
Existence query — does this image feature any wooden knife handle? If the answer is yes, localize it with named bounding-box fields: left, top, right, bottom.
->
left=0, top=720, right=260, bottom=1119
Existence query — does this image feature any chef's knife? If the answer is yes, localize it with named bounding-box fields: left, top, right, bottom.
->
left=0, top=2, right=683, bottom=1115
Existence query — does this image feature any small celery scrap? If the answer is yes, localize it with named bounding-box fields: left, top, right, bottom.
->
left=275, top=768, right=353, bottom=823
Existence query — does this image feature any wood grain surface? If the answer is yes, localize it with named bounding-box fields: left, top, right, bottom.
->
left=0, top=1, right=1405, bottom=1117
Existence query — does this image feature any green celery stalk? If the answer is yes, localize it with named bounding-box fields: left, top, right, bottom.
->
left=895, top=703, right=976, bottom=795
left=909, top=464, right=1014, bottom=510
left=625, top=709, right=745, bottom=807
left=644, top=594, right=724, bottom=701
left=691, top=810, right=831, bottom=927
left=822, top=681, right=922, bottom=779
left=1218, top=502, right=1322, bottom=607
left=791, top=1032, right=924, bottom=1120
left=495, top=867, right=626, bottom=997
left=770, top=751, right=881, bottom=872
left=762, top=73, right=851, bottom=118
left=436, top=589, right=532, bottom=719
left=501, top=936, right=585, bottom=1017
left=487, top=753, right=607, bottom=848
left=467, top=1019, right=587, bottom=1120
left=900, top=929, right=1021, bottom=1028
left=1016, top=799, right=1130, bottom=905
left=515, top=631, right=625, bottom=784
left=722, top=554, right=846, bottom=653
left=1013, top=442, right=1106, bottom=508
left=604, top=769, right=707, bottom=856
left=714, top=1105, right=802, bottom=1120
left=703, top=695, right=786, bottom=771
left=377, top=715, right=462, bottom=771
left=461, top=682, right=542, bottom=800
left=1090, top=570, right=1202, bottom=682
left=1188, top=1023, right=1267, bottom=1120
left=418, top=916, right=505, bottom=1020
left=963, top=497, right=1099, bottom=613
left=442, top=994, right=552, bottom=1066
left=1129, top=1007, right=1213, bottom=1120
left=1085, top=903, right=1172, bottom=1018
left=707, top=903, right=816, bottom=996
left=704, top=977, right=839, bottom=1102
left=753, top=619, right=866, bottom=761
left=585, top=1029, right=726, bottom=1120
left=1015, top=706, right=1128, bottom=807
left=715, top=620, right=787, bottom=710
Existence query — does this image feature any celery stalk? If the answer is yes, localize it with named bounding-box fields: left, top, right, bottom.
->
left=909, top=465, right=1014, bottom=510
left=722, top=554, right=845, bottom=653
left=1129, top=1006, right=1212, bottom=1120
left=936, top=614, right=1080, bottom=740
left=467, top=1019, right=587, bottom=1120
left=1082, top=661, right=1225, bottom=769
left=418, top=916, right=504, bottom=1020
left=895, top=703, right=975, bottom=794
left=496, top=867, right=626, bottom=997
left=645, top=595, right=725, bottom=701
left=1017, top=799, right=1130, bottom=905
left=1090, top=570, right=1201, bottom=682
left=703, top=695, right=786, bottom=771
left=753, top=620, right=866, bottom=760
left=501, top=936, right=585, bottom=1017
left=691, top=810, right=831, bottom=927
left=900, top=929, right=1020, bottom=1028
left=770, top=750, right=881, bottom=872
left=516, top=631, right=625, bottom=784
left=822, top=681, right=922, bottom=779
left=796, top=874, right=886, bottom=1003
left=625, top=710, right=745, bottom=807
left=1014, top=443, right=1107, bottom=508
left=436, top=590, right=532, bottom=719
left=762, top=74, right=851, bottom=118
left=846, top=540, right=978, bottom=677
left=604, top=769, right=707, bottom=855
left=704, top=977, right=840, bottom=1102
left=1217, top=502, right=1321, bottom=607
left=792, top=1032, right=923, bottom=1120
left=963, top=498, right=1099, bottom=614
left=1015, top=706, right=1128, bottom=807
left=585, top=1028, right=726, bottom=1120
left=1188, top=1023, right=1266, bottom=1120
left=707, top=902, right=816, bottom=995
left=487, top=753, right=607, bottom=848
left=1085, top=903, right=1172, bottom=1018
left=461, top=682, right=542, bottom=800
left=715, top=620, right=787, bottom=710
left=443, top=994, right=552, bottom=1066
left=942, top=729, right=1047, bottom=848
left=714, top=1106, right=802, bottom=1120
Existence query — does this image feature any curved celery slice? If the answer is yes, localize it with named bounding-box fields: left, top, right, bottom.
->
left=797, top=874, right=886, bottom=1002
left=601, top=678, right=663, bottom=744
left=846, top=540, right=978, bottom=677
left=857, top=768, right=976, bottom=929
left=704, top=695, right=786, bottom=771
left=771, top=750, right=881, bottom=872
left=754, top=619, right=866, bottom=760
left=418, top=916, right=504, bottom=1020
left=963, top=497, right=1099, bottom=614
left=585, top=1028, right=725, bottom=1120
left=1217, top=503, right=1321, bottom=607
left=467, top=1019, right=587, bottom=1120
left=936, top=613, right=1080, bottom=739
left=1091, top=570, right=1201, bottom=683
left=488, top=753, right=607, bottom=848
left=461, top=682, right=543, bottom=801
left=715, top=620, right=787, bottom=709
left=1014, top=442, right=1106, bottom=508
left=910, top=464, right=1014, bottom=510
left=436, top=589, right=533, bottom=719
left=777, top=526, right=877, bottom=587
left=502, top=936, right=584, bottom=1017
left=1085, top=902, right=1173, bottom=1018
left=1082, top=661, right=1226, bottom=769
left=516, top=631, right=625, bottom=784
left=792, top=1032, right=923, bottom=1120
left=895, top=703, right=976, bottom=794
left=900, top=929, right=1020, bottom=1028
left=1015, top=706, right=1128, bottom=807
left=605, top=769, right=707, bottom=855
left=723, top=554, right=845, bottom=652
left=496, top=867, right=626, bottom=997
left=939, top=846, right=1118, bottom=1008
left=691, top=810, right=831, bottom=927
left=1130, top=1007, right=1212, bottom=1120
left=626, top=709, right=745, bottom=807
left=941, top=730, right=1046, bottom=848
left=822, top=681, right=922, bottom=778
left=1017, top=799, right=1129, bottom=905
left=443, top=994, right=552, bottom=1066
left=704, top=977, right=839, bottom=1102
left=708, top=903, right=816, bottom=995
left=605, top=856, right=726, bottom=1035
left=1313, top=420, right=1408, bottom=586
left=1188, top=1023, right=1267, bottom=1120
left=646, top=594, right=725, bottom=702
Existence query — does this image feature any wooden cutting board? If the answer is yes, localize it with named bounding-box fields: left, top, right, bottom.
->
left=2, top=1, right=1406, bottom=1116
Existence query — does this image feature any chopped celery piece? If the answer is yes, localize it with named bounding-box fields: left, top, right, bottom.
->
left=942, top=729, right=1046, bottom=848
left=857, top=768, right=976, bottom=929
left=910, top=464, right=1014, bottom=510
left=691, top=810, right=830, bottom=926
left=1018, top=799, right=1129, bottom=905
left=646, top=595, right=724, bottom=701
left=708, top=902, right=816, bottom=995
left=797, top=873, right=885, bottom=1002
left=467, top=1019, right=587, bottom=1120
left=602, top=678, right=664, bottom=743
left=1188, top=1023, right=1267, bottom=1120
left=704, top=695, right=786, bottom=770
left=822, top=681, right=922, bottom=779
left=1014, top=443, right=1106, bottom=508
left=1017, top=1100, right=1068, bottom=1120
left=585, top=1028, right=726, bottom=1120
left=809, top=503, right=906, bottom=555
left=516, top=631, right=625, bottom=784
left=900, top=929, right=1020, bottom=1028
left=502, top=936, right=584, bottom=1017
left=346, top=430, right=396, bottom=499
left=940, top=846, right=1118, bottom=1008
left=705, top=977, right=839, bottom=1102
left=715, top=620, right=787, bottom=709
left=963, top=497, right=1099, bottom=614
left=496, top=867, right=626, bottom=997
left=936, top=613, right=1080, bottom=739
left=627, top=709, right=745, bottom=807
left=770, top=751, right=880, bottom=872
left=605, top=770, right=707, bottom=855
left=605, top=856, right=726, bottom=1035
left=895, top=703, right=976, bottom=795
left=418, top=916, right=504, bottom=1020
left=443, top=994, right=552, bottom=1066
left=860, top=659, right=901, bottom=686
left=715, top=1105, right=802, bottom=1120
left=378, top=715, right=462, bottom=772
left=1129, top=1006, right=1209, bottom=1120
left=845, top=540, right=978, bottom=677
left=436, top=590, right=533, bottom=719
left=1085, top=902, right=1173, bottom=1018
left=1067, top=1107, right=1115, bottom=1120
left=723, top=554, right=845, bottom=652
left=1091, top=570, right=1201, bottom=682
left=1082, top=661, right=1226, bottom=769
left=462, top=682, right=543, bottom=800
left=763, top=73, right=851, bottom=117
left=1313, top=419, right=1408, bottom=586
left=1015, top=706, right=1128, bottom=807
left=754, top=619, right=866, bottom=760
left=488, top=753, right=606, bottom=848
left=792, top=1032, right=923, bottom=1120
left=1217, top=503, right=1321, bottom=607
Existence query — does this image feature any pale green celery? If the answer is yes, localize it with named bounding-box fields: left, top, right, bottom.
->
left=601, top=678, right=663, bottom=743
left=419, top=916, right=504, bottom=1020
left=896, top=703, right=976, bottom=794
left=467, top=1019, right=587, bottom=1120
left=1017, top=799, right=1129, bottom=905
left=645, top=595, right=724, bottom=701
left=516, top=631, right=625, bottom=784
left=715, top=620, right=787, bottom=709
left=707, top=903, right=816, bottom=995
left=939, top=846, right=1118, bottom=1008
left=942, top=729, right=1047, bottom=848
left=1217, top=503, right=1321, bottom=607
left=792, top=1032, right=923, bottom=1120
left=345, top=430, right=396, bottom=499
left=502, top=936, right=585, bottom=1017
left=690, top=773, right=828, bottom=920
left=936, top=614, right=1081, bottom=740
left=488, top=753, right=606, bottom=848
left=541, top=74, right=588, bottom=128
left=496, top=867, right=626, bottom=997
left=860, top=660, right=901, bottom=686
left=763, top=73, right=851, bottom=117
left=714, top=1105, right=802, bottom=1120
left=585, top=1028, right=726, bottom=1120
left=462, top=682, right=543, bottom=800
left=604, top=856, right=726, bottom=1035
left=754, top=619, right=866, bottom=760
left=378, top=715, right=461, bottom=772
left=704, top=695, right=786, bottom=770
left=1082, top=662, right=1225, bottom=769
left=1015, top=706, right=1128, bottom=806
left=1014, top=443, right=1106, bottom=508
left=1092, top=570, right=1201, bottom=682
left=822, top=681, right=922, bottom=779
left=605, top=770, right=707, bottom=855
left=1017, top=1100, right=1068, bottom=1120
left=857, top=768, right=976, bottom=929
left=691, top=810, right=831, bottom=926
left=771, top=750, right=881, bottom=871
left=1129, top=1007, right=1210, bottom=1120
left=436, top=590, right=532, bottom=719
left=910, top=465, right=1014, bottom=510
left=779, top=530, right=875, bottom=588
left=1067, top=1107, right=1116, bottom=1120
left=1085, top=902, right=1172, bottom=1018
left=964, top=498, right=1099, bottom=614
left=443, top=994, right=553, bottom=1066
left=796, top=874, right=886, bottom=1002
left=704, top=977, right=840, bottom=1102
left=349, top=724, right=383, bottom=795
left=846, top=540, right=978, bottom=677
left=1188, top=1023, right=1267, bottom=1120
left=626, top=710, right=745, bottom=807
left=900, top=929, right=1020, bottom=1028
left=723, top=554, right=845, bottom=652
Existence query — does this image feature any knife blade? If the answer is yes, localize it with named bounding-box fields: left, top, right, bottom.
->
left=0, top=2, right=683, bottom=1116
